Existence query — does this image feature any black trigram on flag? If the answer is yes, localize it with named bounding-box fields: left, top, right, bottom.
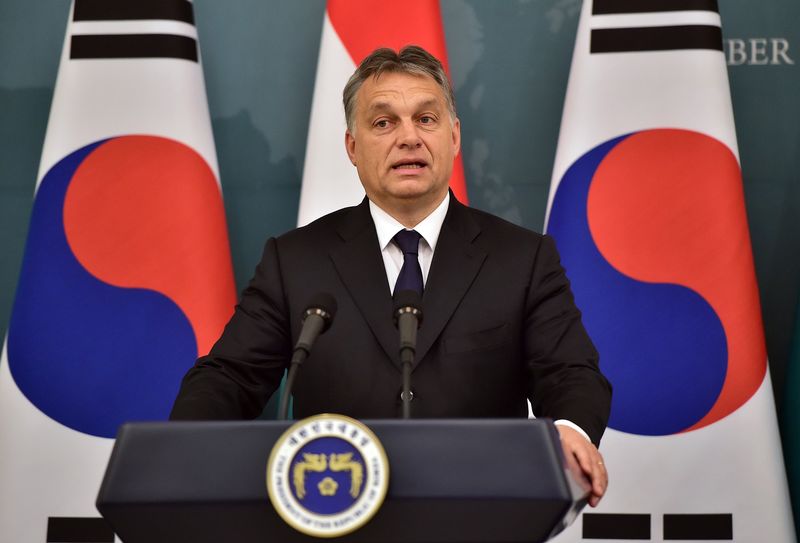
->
left=70, top=0, right=198, bottom=61
left=47, top=517, right=114, bottom=543
left=590, top=0, right=722, bottom=54
left=582, top=513, right=734, bottom=540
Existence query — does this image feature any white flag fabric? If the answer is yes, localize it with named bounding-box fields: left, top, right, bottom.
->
left=298, top=0, right=467, bottom=227
left=546, top=1, right=795, bottom=541
left=0, top=2, right=236, bottom=541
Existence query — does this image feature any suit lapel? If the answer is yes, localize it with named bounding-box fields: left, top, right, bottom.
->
left=416, top=198, right=487, bottom=367
left=329, top=199, right=399, bottom=366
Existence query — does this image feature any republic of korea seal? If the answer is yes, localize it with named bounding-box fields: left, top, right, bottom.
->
left=266, top=414, right=389, bottom=538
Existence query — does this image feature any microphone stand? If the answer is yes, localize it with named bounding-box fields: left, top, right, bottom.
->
left=401, top=345, right=413, bottom=420
left=394, top=290, right=423, bottom=420
left=278, top=298, right=336, bottom=420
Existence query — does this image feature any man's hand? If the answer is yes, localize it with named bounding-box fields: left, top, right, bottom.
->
left=557, top=425, right=608, bottom=507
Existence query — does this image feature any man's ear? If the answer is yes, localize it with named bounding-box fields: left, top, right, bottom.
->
left=345, top=130, right=357, bottom=166
left=451, top=117, right=461, bottom=157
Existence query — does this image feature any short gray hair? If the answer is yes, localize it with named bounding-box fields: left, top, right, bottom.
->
left=343, top=45, right=457, bottom=132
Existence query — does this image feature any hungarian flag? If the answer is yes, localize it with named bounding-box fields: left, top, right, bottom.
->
left=0, top=1, right=236, bottom=541
left=546, top=1, right=794, bottom=541
left=298, top=0, right=467, bottom=226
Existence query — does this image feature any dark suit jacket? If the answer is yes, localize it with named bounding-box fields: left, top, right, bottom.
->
left=170, top=196, right=611, bottom=445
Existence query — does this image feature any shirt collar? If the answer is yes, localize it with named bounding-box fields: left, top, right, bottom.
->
left=368, top=191, right=450, bottom=251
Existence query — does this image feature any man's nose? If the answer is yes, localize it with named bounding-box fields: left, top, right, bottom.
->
left=397, top=120, right=422, bottom=148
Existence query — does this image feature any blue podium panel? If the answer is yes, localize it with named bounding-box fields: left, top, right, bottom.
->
left=97, top=419, right=588, bottom=543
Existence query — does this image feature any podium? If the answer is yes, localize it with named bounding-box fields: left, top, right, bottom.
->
left=96, top=419, right=589, bottom=542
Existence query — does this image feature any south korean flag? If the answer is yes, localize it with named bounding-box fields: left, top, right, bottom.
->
left=0, top=1, right=236, bottom=541
left=547, top=1, right=795, bottom=541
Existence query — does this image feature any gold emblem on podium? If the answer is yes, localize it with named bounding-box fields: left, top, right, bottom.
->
left=266, top=414, right=389, bottom=538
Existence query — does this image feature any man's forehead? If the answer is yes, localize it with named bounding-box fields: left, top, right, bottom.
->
left=358, top=73, right=445, bottom=111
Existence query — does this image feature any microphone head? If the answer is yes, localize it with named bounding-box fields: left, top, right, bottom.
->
left=392, top=289, right=423, bottom=327
left=303, top=292, right=338, bottom=333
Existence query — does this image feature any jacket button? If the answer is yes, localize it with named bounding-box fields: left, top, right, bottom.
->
left=399, top=390, right=415, bottom=402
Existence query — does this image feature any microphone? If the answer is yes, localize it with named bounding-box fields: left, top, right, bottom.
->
left=393, top=290, right=423, bottom=419
left=291, top=293, right=337, bottom=365
left=278, top=293, right=337, bottom=420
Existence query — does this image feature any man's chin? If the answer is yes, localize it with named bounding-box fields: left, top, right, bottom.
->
left=389, top=187, right=440, bottom=204
left=385, top=178, right=440, bottom=198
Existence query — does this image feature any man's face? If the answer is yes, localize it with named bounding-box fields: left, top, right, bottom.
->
left=345, top=71, right=460, bottom=214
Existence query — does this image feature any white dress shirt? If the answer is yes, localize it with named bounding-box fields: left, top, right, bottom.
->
left=368, top=192, right=449, bottom=294
left=366, top=192, right=590, bottom=442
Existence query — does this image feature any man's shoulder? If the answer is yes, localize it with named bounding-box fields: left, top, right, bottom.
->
left=454, top=201, right=546, bottom=243
left=277, top=201, right=367, bottom=244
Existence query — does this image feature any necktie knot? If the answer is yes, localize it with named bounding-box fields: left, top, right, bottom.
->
left=393, top=229, right=422, bottom=255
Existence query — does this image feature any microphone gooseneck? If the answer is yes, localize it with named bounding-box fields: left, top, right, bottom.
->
left=393, top=290, right=423, bottom=419
left=278, top=293, right=338, bottom=420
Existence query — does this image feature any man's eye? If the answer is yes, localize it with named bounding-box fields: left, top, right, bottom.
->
left=374, top=119, right=389, bottom=128
left=419, top=116, right=435, bottom=125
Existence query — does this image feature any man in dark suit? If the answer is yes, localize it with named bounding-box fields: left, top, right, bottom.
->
left=171, top=45, right=611, bottom=506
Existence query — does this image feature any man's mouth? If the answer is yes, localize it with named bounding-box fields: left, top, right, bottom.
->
left=391, top=160, right=427, bottom=170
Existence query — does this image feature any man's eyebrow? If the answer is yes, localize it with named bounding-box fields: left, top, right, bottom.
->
left=366, top=101, right=393, bottom=114
left=366, top=97, right=442, bottom=115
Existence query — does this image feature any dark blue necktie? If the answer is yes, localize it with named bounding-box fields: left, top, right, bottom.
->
left=393, top=229, right=423, bottom=295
